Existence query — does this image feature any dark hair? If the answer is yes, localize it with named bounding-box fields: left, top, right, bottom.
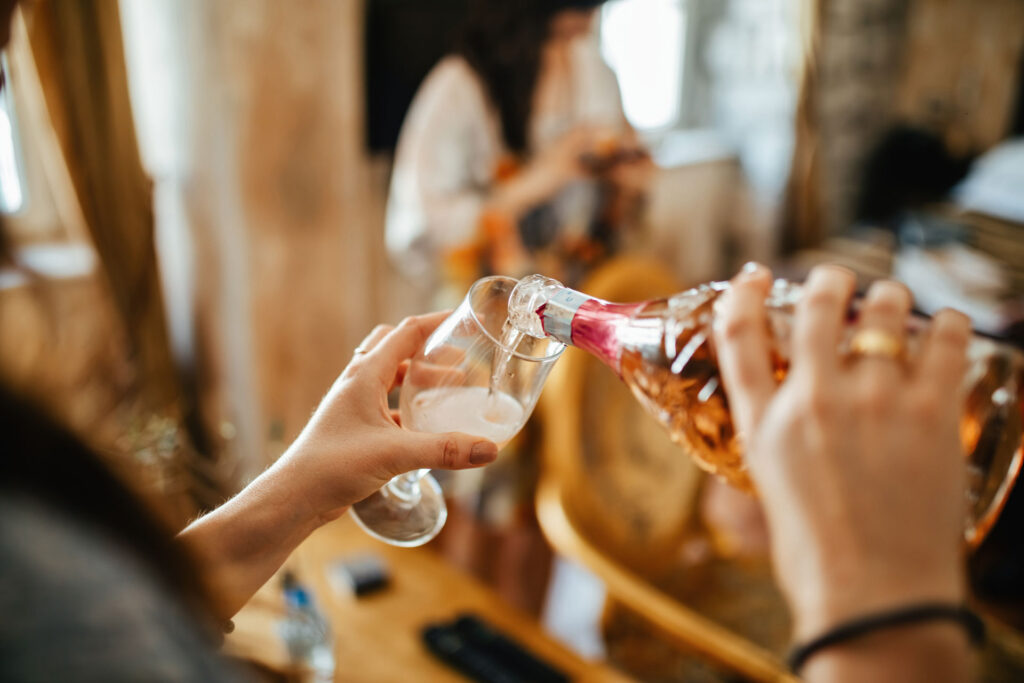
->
left=0, top=383, right=212, bottom=609
left=854, top=124, right=973, bottom=227
left=455, top=0, right=607, bottom=154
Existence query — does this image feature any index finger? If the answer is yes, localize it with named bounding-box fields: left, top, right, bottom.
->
left=359, top=311, right=452, bottom=386
left=713, top=263, right=776, bottom=434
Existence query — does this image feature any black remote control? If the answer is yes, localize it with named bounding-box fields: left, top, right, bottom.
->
left=421, top=613, right=571, bottom=683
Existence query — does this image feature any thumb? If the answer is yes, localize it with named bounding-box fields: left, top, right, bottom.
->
left=399, top=432, right=499, bottom=472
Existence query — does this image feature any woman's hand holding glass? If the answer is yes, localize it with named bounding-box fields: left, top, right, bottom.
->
left=277, top=312, right=499, bottom=526
left=350, top=277, right=564, bottom=546
left=180, top=312, right=500, bottom=617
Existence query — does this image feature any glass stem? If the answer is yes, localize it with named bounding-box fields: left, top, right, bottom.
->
left=385, top=468, right=430, bottom=505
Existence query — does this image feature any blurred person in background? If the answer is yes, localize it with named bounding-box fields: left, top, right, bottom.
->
left=385, top=0, right=652, bottom=303
left=385, top=0, right=649, bottom=589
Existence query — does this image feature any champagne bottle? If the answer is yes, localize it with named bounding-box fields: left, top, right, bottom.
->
left=508, top=274, right=1024, bottom=544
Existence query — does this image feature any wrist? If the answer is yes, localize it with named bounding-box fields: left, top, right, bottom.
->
left=799, top=618, right=974, bottom=683
left=273, top=446, right=344, bottom=530
left=789, top=560, right=965, bottom=641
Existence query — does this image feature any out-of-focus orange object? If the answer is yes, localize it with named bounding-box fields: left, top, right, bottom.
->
left=441, top=244, right=483, bottom=295
left=493, top=155, right=521, bottom=183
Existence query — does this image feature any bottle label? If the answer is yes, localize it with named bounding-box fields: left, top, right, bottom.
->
left=541, top=289, right=591, bottom=345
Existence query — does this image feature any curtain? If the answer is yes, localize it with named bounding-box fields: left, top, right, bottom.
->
left=22, top=0, right=175, bottom=403
left=780, top=0, right=823, bottom=254
left=172, top=0, right=390, bottom=475
left=19, top=0, right=223, bottom=511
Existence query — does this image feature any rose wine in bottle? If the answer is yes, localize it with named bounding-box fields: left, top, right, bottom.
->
left=508, top=274, right=1023, bottom=544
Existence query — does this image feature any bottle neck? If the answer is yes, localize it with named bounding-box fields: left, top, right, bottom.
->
left=538, top=289, right=644, bottom=373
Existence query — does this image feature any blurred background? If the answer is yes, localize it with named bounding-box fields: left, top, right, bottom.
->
left=1, top=0, right=1023, bottom=680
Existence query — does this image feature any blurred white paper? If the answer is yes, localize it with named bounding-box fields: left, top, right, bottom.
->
left=954, top=139, right=1024, bottom=224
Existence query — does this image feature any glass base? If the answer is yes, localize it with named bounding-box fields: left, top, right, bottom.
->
left=349, top=474, right=447, bottom=547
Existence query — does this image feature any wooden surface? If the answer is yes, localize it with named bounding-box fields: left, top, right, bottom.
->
left=898, top=0, right=1024, bottom=155
left=226, top=514, right=633, bottom=682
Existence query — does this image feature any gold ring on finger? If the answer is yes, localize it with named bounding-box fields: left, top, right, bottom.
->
left=848, top=328, right=905, bottom=361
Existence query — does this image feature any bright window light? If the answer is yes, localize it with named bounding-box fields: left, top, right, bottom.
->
left=600, top=0, right=686, bottom=132
left=0, top=107, right=22, bottom=213
left=0, top=56, right=23, bottom=214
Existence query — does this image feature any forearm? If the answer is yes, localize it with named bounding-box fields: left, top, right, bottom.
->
left=489, top=164, right=571, bottom=221
left=801, top=622, right=972, bottom=683
left=173, top=311, right=499, bottom=621
left=178, top=456, right=326, bottom=620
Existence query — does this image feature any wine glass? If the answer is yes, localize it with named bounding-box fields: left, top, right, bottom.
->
left=350, top=276, right=565, bottom=547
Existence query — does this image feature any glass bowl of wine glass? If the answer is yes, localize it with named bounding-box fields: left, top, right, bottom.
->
left=350, top=276, right=565, bottom=546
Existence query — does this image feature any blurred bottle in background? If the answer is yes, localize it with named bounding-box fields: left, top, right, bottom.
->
left=278, top=572, right=335, bottom=683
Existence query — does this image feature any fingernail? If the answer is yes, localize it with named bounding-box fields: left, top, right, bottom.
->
left=809, top=263, right=856, bottom=286
left=740, top=262, right=767, bottom=281
left=470, top=441, right=498, bottom=465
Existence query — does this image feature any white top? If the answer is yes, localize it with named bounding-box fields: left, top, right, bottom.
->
left=385, top=39, right=626, bottom=280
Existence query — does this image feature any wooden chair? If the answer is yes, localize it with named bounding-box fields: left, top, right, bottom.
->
left=535, top=256, right=796, bottom=682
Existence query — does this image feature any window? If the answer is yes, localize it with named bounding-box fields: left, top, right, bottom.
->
left=0, top=54, right=25, bottom=214
left=601, top=0, right=802, bottom=200
left=1, top=17, right=91, bottom=247
left=599, top=0, right=687, bottom=133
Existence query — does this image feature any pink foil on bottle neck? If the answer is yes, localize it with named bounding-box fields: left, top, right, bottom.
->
left=565, top=299, right=644, bottom=374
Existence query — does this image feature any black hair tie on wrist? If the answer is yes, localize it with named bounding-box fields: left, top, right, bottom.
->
left=787, top=603, right=985, bottom=674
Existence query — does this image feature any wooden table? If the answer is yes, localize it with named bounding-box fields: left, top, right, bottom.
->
left=227, top=514, right=633, bottom=682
